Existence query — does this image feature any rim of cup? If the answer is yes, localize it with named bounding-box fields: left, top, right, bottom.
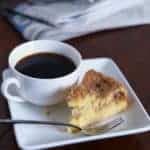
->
left=9, top=40, right=82, bottom=81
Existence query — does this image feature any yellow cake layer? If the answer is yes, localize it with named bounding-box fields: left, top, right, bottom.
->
left=68, top=99, right=128, bottom=133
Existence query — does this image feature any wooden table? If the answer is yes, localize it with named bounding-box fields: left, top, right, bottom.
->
left=0, top=16, right=150, bottom=150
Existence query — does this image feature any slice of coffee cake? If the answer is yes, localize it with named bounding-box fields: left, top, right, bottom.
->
left=66, top=70, right=129, bottom=133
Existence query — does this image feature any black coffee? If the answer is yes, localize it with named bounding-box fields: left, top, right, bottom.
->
left=15, top=53, right=76, bottom=79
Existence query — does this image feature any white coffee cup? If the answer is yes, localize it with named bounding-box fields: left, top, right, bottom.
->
left=1, top=40, right=82, bottom=106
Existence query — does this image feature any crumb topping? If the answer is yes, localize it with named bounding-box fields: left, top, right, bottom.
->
left=67, top=70, right=127, bottom=101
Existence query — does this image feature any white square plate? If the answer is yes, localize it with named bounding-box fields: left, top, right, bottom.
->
left=2, top=58, right=150, bottom=150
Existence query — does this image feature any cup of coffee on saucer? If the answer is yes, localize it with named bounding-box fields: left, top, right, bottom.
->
left=1, top=40, right=82, bottom=106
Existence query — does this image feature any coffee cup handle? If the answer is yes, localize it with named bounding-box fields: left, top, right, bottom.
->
left=1, top=78, right=25, bottom=103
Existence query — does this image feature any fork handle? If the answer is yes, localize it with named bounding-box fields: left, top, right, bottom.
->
left=0, top=119, right=81, bottom=130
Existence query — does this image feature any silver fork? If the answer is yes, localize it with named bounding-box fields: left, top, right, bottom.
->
left=0, top=117, right=123, bottom=136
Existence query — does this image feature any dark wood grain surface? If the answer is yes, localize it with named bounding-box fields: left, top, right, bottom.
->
left=0, top=16, right=150, bottom=150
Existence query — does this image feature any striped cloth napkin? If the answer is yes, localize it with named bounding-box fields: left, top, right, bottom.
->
left=6, top=0, right=150, bottom=41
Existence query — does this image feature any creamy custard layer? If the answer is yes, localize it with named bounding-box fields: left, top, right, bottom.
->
left=68, top=99, right=128, bottom=132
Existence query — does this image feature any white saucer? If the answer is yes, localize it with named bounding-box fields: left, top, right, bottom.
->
left=1, top=58, right=150, bottom=150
